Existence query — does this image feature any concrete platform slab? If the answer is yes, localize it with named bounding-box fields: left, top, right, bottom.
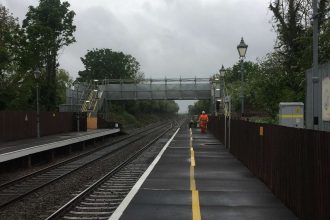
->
left=196, top=179, right=270, bottom=192
left=121, top=190, right=192, bottom=220
left=143, top=178, right=190, bottom=191
left=200, top=206, right=296, bottom=220
left=121, top=204, right=191, bottom=220
left=129, top=190, right=191, bottom=205
left=199, top=191, right=286, bottom=207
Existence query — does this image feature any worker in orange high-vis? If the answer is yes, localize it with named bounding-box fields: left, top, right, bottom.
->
left=198, top=111, right=209, bottom=133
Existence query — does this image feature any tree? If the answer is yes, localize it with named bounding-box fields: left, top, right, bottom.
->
left=248, top=53, right=289, bottom=116
left=268, top=0, right=307, bottom=99
left=188, top=100, right=210, bottom=115
left=269, top=0, right=330, bottom=93
left=0, top=5, right=23, bottom=110
left=116, top=100, right=179, bottom=115
left=0, top=5, right=22, bottom=77
left=22, top=0, right=76, bottom=110
left=56, top=69, right=73, bottom=105
left=223, top=61, right=260, bottom=113
left=78, top=48, right=144, bottom=81
left=216, top=1, right=330, bottom=119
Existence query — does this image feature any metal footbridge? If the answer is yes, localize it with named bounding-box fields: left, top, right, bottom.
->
left=60, top=77, right=222, bottom=116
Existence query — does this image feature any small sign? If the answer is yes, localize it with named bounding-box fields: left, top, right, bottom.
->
left=322, top=77, right=330, bottom=121
left=25, top=114, right=28, bottom=121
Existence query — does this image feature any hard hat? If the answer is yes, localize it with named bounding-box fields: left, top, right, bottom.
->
left=202, top=111, right=205, bottom=114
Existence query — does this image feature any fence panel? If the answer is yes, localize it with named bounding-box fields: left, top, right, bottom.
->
left=40, top=112, right=73, bottom=136
left=208, top=116, right=330, bottom=219
left=0, top=111, right=36, bottom=142
left=208, top=116, right=225, bottom=144
left=0, top=111, right=87, bottom=142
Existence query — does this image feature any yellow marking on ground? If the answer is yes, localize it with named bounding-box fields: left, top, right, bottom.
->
left=191, top=149, right=195, bottom=167
left=189, top=128, right=201, bottom=220
left=190, top=166, right=196, bottom=190
left=192, top=190, right=201, bottom=220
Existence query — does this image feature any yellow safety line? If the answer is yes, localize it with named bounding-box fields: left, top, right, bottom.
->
left=190, top=166, right=196, bottom=190
left=189, top=128, right=201, bottom=220
left=192, top=190, right=201, bottom=220
left=191, top=149, right=195, bottom=167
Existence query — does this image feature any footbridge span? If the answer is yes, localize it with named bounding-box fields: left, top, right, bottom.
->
left=60, top=77, right=222, bottom=116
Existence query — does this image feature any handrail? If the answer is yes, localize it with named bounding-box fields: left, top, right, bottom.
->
left=87, top=77, right=212, bottom=84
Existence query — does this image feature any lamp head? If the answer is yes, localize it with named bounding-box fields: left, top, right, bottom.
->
left=219, top=65, right=225, bottom=77
left=237, top=37, right=248, bottom=58
left=34, top=68, right=41, bottom=79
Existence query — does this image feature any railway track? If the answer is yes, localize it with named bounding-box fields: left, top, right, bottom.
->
left=0, top=122, right=171, bottom=209
left=46, top=122, right=176, bottom=220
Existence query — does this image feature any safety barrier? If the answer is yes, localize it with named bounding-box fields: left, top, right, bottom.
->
left=208, top=116, right=330, bottom=220
left=0, top=111, right=87, bottom=142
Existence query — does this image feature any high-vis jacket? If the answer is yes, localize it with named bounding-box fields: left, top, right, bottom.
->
left=198, top=114, right=209, bottom=128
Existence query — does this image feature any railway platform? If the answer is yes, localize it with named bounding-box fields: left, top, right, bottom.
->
left=0, top=128, right=120, bottom=164
left=110, top=127, right=297, bottom=220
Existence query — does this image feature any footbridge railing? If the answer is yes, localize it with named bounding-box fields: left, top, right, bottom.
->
left=98, top=77, right=212, bottom=100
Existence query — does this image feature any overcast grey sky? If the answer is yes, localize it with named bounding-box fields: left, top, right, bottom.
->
left=2, top=0, right=276, bottom=112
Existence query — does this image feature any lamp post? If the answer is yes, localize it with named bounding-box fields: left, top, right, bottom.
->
left=237, top=37, right=248, bottom=117
left=34, top=68, right=41, bottom=138
left=213, top=78, right=220, bottom=116
left=74, top=82, right=80, bottom=132
left=219, top=65, right=226, bottom=113
left=312, top=0, right=319, bottom=129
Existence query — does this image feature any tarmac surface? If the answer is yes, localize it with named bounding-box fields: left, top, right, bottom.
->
left=117, top=127, right=297, bottom=220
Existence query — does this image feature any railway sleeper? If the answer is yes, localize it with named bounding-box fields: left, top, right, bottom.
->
left=63, top=216, right=109, bottom=220
left=85, top=198, right=123, bottom=202
left=68, top=210, right=112, bottom=215
left=75, top=206, right=116, bottom=211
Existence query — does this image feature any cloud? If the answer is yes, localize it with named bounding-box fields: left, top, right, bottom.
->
left=3, top=0, right=275, bottom=78
left=2, top=0, right=276, bottom=111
